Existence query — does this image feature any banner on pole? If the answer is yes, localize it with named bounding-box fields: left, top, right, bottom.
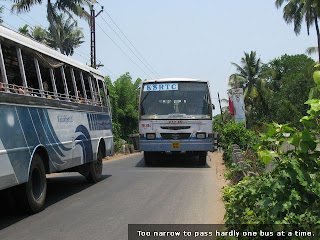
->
left=231, top=88, right=246, bottom=125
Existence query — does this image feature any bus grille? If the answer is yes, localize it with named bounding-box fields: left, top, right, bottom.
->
left=161, top=126, right=191, bottom=130
left=160, top=133, right=191, bottom=140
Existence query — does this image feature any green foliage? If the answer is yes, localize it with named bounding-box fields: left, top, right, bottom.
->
left=223, top=66, right=320, bottom=231
left=106, top=73, right=141, bottom=148
left=216, top=121, right=258, bottom=153
left=0, top=5, right=3, bottom=24
left=12, top=0, right=96, bottom=54
left=18, top=14, right=85, bottom=56
left=260, top=54, right=315, bottom=128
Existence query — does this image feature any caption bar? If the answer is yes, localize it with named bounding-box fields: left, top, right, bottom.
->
left=128, top=224, right=318, bottom=240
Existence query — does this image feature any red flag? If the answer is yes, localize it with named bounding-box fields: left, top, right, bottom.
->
left=229, top=96, right=235, bottom=115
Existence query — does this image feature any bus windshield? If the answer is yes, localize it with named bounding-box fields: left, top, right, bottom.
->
left=140, top=81, right=212, bottom=119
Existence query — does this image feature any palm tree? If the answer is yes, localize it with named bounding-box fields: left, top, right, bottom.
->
left=306, top=46, right=318, bottom=56
left=0, top=5, right=3, bottom=24
left=46, top=14, right=84, bottom=55
left=11, top=0, right=96, bottom=54
left=275, top=0, right=320, bottom=62
left=229, top=51, right=268, bottom=110
left=18, top=24, right=30, bottom=36
left=18, top=24, right=47, bottom=43
left=18, top=15, right=84, bottom=56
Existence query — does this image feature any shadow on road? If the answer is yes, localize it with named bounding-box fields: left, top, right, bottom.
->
left=0, top=174, right=111, bottom=230
left=135, top=154, right=211, bottom=168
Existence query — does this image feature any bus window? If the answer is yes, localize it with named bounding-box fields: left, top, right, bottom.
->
left=92, top=77, right=101, bottom=104
left=2, top=44, right=23, bottom=92
left=38, top=64, right=54, bottom=98
left=98, top=79, right=106, bottom=107
left=83, top=72, right=93, bottom=101
left=64, top=66, right=75, bottom=99
left=73, top=68, right=85, bottom=102
left=21, top=50, right=39, bottom=95
left=53, top=67, right=66, bottom=99
left=0, top=46, right=5, bottom=91
left=0, top=64, right=4, bottom=90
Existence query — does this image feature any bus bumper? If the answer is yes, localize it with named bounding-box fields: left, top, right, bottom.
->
left=139, top=139, right=213, bottom=152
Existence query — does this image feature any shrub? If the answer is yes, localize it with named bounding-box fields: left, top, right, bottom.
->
left=219, top=121, right=257, bottom=150
left=222, top=67, right=320, bottom=234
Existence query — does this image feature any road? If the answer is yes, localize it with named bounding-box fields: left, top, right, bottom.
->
left=0, top=152, right=225, bottom=240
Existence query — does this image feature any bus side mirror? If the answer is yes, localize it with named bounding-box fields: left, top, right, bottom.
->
left=212, top=104, right=215, bottom=110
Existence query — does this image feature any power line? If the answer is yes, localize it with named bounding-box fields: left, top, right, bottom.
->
left=2, top=11, right=118, bottom=80
left=95, top=21, right=153, bottom=79
left=97, top=3, right=160, bottom=78
left=3, top=5, right=34, bottom=28
left=73, top=50, right=117, bottom=79
left=99, top=14, right=159, bottom=79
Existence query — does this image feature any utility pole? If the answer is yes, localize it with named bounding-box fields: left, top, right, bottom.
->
left=218, top=92, right=223, bottom=122
left=84, top=5, right=103, bottom=69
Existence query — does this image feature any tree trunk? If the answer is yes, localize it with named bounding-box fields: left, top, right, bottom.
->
left=47, top=0, right=64, bottom=53
left=315, top=18, right=320, bottom=63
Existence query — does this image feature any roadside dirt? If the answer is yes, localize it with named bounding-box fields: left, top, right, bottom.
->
left=208, top=151, right=229, bottom=190
left=102, top=152, right=142, bottom=162
left=207, top=151, right=229, bottom=224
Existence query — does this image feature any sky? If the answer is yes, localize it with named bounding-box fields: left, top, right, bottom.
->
left=0, top=0, right=318, bottom=115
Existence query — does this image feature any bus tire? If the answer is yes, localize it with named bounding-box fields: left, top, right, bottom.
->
left=86, top=146, right=103, bottom=183
left=17, top=153, right=47, bottom=213
left=144, top=151, right=152, bottom=166
left=151, top=152, right=161, bottom=167
left=199, top=152, right=207, bottom=166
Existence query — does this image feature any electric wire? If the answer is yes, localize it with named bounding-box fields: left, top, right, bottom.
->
left=3, top=5, right=35, bottom=28
left=2, top=8, right=117, bottom=79
left=99, top=14, right=159, bottom=79
left=96, top=3, right=160, bottom=78
left=3, top=4, right=154, bottom=79
left=95, top=21, right=153, bottom=79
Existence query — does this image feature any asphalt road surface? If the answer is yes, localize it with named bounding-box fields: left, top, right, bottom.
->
left=0, top=152, right=224, bottom=240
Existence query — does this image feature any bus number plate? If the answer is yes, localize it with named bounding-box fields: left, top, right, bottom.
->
left=172, top=143, right=180, bottom=149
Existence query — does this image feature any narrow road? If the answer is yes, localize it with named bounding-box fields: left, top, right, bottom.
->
left=0, top=152, right=225, bottom=240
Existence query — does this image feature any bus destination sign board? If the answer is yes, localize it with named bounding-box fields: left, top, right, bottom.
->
left=143, top=83, right=178, bottom=91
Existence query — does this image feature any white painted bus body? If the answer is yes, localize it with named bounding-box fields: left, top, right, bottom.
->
left=139, top=78, right=213, bottom=162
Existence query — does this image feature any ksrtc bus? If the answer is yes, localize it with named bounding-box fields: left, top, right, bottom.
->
left=0, top=25, right=113, bottom=213
left=139, top=78, right=213, bottom=166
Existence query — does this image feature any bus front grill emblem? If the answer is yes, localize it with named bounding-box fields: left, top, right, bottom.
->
left=171, top=133, right=180, bottom=140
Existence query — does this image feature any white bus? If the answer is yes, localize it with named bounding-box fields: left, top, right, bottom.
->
left=0, top=26, right=113, bottom=213
left=139, top=78, right=213, bottom=166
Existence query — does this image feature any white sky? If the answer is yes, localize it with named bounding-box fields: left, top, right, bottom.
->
left=0, top=0, right=317, bottom=115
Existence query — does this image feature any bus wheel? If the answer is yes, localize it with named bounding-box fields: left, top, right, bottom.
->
left=151, top=152, right=161, bottom=167
left=199, top=152, right=207, bottom=166
left=144, top=151, right=152, bottom=166
left=86, top=146, right=103, bottom=183
left=17, top=153, right=47, bottom=213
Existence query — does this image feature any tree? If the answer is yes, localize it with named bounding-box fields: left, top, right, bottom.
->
left=275, top=0, right=320, bottom=62
left=18, top=14, right=84, bottom=56
left=106, top=73, right=142, bottom=141
left=18, top=24, right=30, bottom=36
left=11, top=0, right=96, bottom=54
left=229, top=51, right=268, bottom=114
left=261, top=54, right=315, bottom=127
left=0, top=5, right=3, bottom=24
left=46, top=14, right=84, bottom=56
left=306, top=46, right=318, bottom=56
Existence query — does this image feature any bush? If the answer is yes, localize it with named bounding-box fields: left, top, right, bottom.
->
left=222, top=68, right=320, bottom=233
left=215, top=121, right=258, bottom=161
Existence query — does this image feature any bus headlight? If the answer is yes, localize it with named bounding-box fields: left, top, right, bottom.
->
left=146, top=133, right=156, bottom=140
left=196, top=132, right=206, bottom=139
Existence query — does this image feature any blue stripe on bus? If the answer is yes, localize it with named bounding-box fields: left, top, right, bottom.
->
left=75, top=125, right=93, bottom=163
left=140, top=137, right=212, bottom=140
left=140, top=139, right=213, bottom=152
